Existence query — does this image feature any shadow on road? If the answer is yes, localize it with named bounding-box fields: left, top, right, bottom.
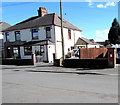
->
left=36, top=65, right=54, bottom=67
left=25, top=70, right=105, bottom=75
left=76, top=68, right=106, bottom=71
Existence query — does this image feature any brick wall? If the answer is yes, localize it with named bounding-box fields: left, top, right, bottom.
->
left=63, top=59, right=108, bottom=68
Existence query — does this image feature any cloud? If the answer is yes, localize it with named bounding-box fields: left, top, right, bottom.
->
left=88, top=2, right=93, bottom=6
left=97, top=4, right=104, bottom=8
left=87, top=0, right=94, bottom=7
left=94, top=29, right=109, bottom=42
left=97, top=2, right=116, bottom=8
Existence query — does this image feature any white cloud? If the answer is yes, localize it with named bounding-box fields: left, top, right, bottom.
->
left=97, top=4, right=104, bottom=8
left=94, top=29, right=109, bottom=42
left=88, top=2, right=93, bottom=6
left=106, top=2, right=116, bottom=7
left=87, top=0, right=94, bottom=7
left=96, top=2, right=116, bottom=8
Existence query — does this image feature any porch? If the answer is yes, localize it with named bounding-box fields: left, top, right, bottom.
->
left=3, top=40, right=55, bottom=64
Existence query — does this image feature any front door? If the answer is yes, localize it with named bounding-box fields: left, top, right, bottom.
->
left=34, top=46, right=45, bottom=62
left=13, top=47, right=20, bottom=58
left=6, top=47, right=11, bottom=58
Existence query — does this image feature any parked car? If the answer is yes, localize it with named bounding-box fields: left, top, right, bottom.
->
left=65, top=49, right=80, bottom=58
left=73, top=49, right=80, bottom=57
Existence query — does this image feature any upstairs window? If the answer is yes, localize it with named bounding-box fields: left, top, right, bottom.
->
left=32, top=29, right=39, bottom=40
left=5, top=32, right=9, bottom=41
left=68, top=29, right=71, bottom=40
left=24, top=46, right=32, bottom=55
left=15, top=31, right=21, bottom=41
left=46, top=27, right=51, bottom=38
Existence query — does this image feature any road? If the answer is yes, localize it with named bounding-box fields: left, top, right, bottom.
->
left=2, top=64, right=119, bottom=103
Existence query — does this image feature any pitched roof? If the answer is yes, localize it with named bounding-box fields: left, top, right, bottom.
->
left=75, top=37, right=101, bottom=45
left=21, top=40, right=54, bottom=46
left=10, top=39, right=54, bottom=47
left=54, top=13, right=81, bottom=31
left=2, top=13, right=82, bottom=32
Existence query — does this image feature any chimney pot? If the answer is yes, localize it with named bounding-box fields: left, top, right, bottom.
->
left=38, top=7, right=48, bottom=17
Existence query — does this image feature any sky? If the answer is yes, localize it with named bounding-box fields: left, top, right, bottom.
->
left=1, top=1, right=118, bottom=41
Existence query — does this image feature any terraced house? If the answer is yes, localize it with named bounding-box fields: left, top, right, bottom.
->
left=3, top=7, right=82, bottom=63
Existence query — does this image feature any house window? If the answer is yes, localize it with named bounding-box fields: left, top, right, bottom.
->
left=68, top=29, right=71, bottom=40
left=15, top=31, right=21, bottom=41
left=5, top=32, right=9, bottom=41
left=32, top=29, right=39, bottom=40
left=46, top=27, right=51, bottom=38
left=24, top=46, right=32, bottom=55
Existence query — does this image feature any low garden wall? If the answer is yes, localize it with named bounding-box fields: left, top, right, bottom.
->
left=54, top=48, right=116, bottom=68
left=116, top=58, right=120, bottom=64
left=2, top=59, right=33, bottom=65
left=63, top=58, right=108, bottom=68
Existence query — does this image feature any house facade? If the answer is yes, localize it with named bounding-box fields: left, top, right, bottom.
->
left=0, top=22, right=11, bottom=58
left=0, top=22, right=11, bottom=39
left=75, top=37, right=102, bottom=49
left=3, top=7, right=82, bottom=63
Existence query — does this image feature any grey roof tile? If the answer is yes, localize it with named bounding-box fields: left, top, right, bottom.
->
left=3, top=13, right=81, bottom=32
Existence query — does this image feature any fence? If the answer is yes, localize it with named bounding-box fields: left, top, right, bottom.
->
left=79, top=48, right=108, bottom=59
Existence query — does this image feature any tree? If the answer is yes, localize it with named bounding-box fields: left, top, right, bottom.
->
left=108, top=18, right=120, bottom=44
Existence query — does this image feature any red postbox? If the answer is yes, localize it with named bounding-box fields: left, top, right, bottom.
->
left=109, top=51, right=113, bottom=61
left=108, top=48, right=116, bottom=68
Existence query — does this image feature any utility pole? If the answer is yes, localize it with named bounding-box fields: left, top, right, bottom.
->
left=60, top=0, right=65, bottom=60
left=118, top=2, right=120, bottom=24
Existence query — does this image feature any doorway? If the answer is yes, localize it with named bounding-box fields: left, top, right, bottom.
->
left=6, top=47, right=11, bottom=58
left=13, top=47, right=20, bottom=58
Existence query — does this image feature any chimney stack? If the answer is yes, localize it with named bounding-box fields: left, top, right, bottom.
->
left=38, top=7, right=48, bottom=17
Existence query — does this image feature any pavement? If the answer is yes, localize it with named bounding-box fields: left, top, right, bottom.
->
left=2, top=63, right=119, bottom=76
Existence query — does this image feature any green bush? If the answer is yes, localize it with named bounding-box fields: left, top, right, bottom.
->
left=35, top=50, right=40, bottom=56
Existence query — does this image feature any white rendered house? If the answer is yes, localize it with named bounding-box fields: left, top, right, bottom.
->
left=0, top=22, right=11, bottom=58
left=3, top=7, right=82, bottom=63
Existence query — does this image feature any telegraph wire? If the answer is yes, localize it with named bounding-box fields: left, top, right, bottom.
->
left=2, top=2, right=36, bottom=7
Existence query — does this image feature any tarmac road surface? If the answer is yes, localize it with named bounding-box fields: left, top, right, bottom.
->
left=2, top=64, right=120, bottom=103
